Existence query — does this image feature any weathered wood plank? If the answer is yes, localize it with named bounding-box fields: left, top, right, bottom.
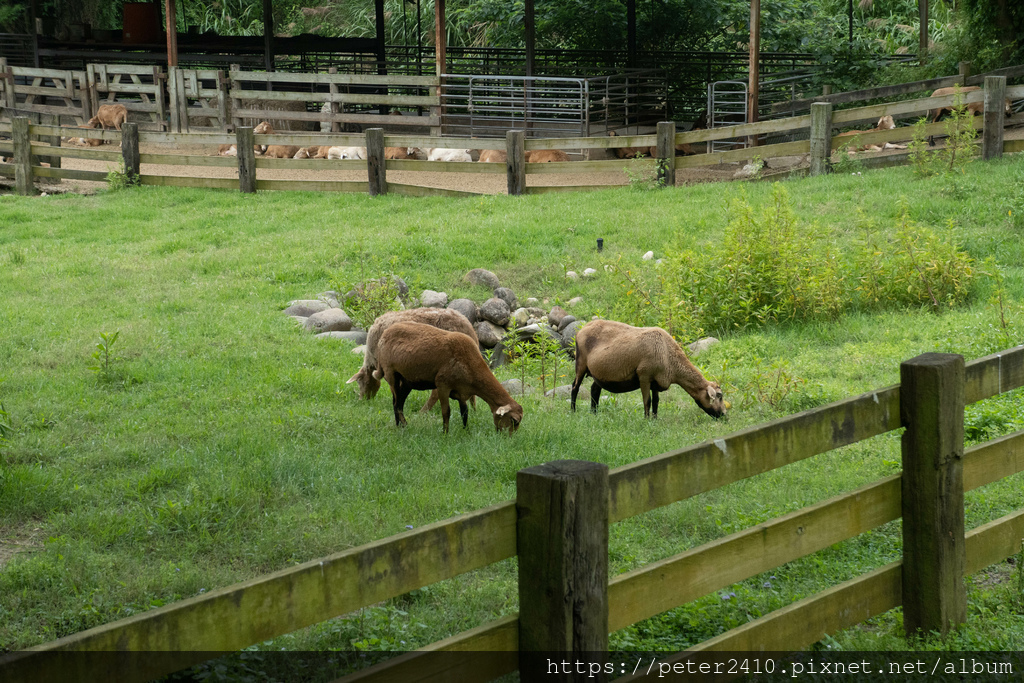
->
left=365, top=128, right=386, bottom=196
left=254, top=157, right=365, bottom=171
left=526, top=158, right=644, bottom=174
left=608, top=474, right=901, bottom=632
left=964, top=509, right=1024, bottom=575
left=7, top=501, right=516, bottom=683
left=522, top=184, right=612, bottom=195
left=139, top=153, right=238, bottom=167
left=228, top=71, right=439, bottom=87
left=965, top=345, right=1024, bottom=402
left=674, top=140, right=811, bottom=169
left=385, top=159, right=505, bottom=174
left=809, top=102, right=832, bottom=176
left=964, top=430, right=1024, bottom=491
left=507, top=130, right=525, bottom=196
left=237, top=127, right=256, bottom=194
left=29, top=124, right=119, bottom=142
left=231, top=108, right=437, bottom=125
left=775, top=74, right=961, bottom=113
left=607, top=385, right=900, bottom=523
left=1007, top=139, right=1024, bottom=154
left=31, top=166, right=109, bottom=182
left=656, top=121, right=675, bottom=187
left=28, top=144, right=122, bottom=161
left=387, top=182, right=482, bottom=198
left=676, top=114, right=811, bottom=145
left=231, top=91, right=437, bottom=107
left=121, top=122, right=140, bottom=183
left=254, top=179, right=367, bottom=193
left=522, top=134, right=657, bottom=151
left=13, top=117, right=33, bottom=195
left=137, top=132, right=236, bottom=145
left=832, top=90, right=984, bottom=125
left=966, top=64, right=1024, bottom=87
left=139, top=175, right=238, bottom=190
left=983, top=76, right=1007, bottom=160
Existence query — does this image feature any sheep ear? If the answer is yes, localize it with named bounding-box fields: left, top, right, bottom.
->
left=706, top=386, right=716, bottom=401
left=496, top=404, right=512, bottom=416
left=346, top=370, right=362, bottom=384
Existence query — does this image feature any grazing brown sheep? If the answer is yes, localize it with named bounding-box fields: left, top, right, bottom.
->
left=372, top=322, right=523, bottom=433
left=85, top=104, right=128, bottom=131
left=571, top=320, right=729, bottom=419
left=347, top=308, right=480, bottom=401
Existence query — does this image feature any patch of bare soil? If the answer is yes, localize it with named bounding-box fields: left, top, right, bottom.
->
left=0, top=523, right=45, bottom=569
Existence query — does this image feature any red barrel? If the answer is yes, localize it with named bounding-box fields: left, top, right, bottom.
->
left=122, top=2, right=162, bottom=44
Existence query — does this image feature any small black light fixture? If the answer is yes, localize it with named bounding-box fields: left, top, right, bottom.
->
left=597, top=238, right=604, bottom=252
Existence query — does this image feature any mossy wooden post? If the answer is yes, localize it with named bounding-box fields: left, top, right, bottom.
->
left=237, top=126, right=256, bottom=194
left=517, top=460, right=608, bottom=679
left=982, top=75, right=1006, bottom=161
left=821, top=84, right=832, bottom=96
left=12, top=116, right=34, bottom=196
left=366, top=127, right=387, bottom=196
left=121, top=122, right=140, bottom=185
left=655, top=120, right=675, bottom=187
left=809, top=101, right=832, bottom=177
left=900, top=352, right=966, bottom=637
left=507, top=129, right=525, bottom=196
left=958, top=61, right=971, bottom=82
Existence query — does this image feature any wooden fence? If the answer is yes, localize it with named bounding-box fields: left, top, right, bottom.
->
left=2, top=344, right=1023, bottom=682
left=1, top=76, right=1022, bottom=198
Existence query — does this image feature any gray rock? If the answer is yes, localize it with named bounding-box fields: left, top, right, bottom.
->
left=489, top=342, right=508, bottom=368
left=544, top=384, right=574, bottom=398
left=420, top=290, right=448, bottom=308
left=493, top=287, right=518, bottom=310
left=479, top=297, right=511, bottom=327
left=475, top=320, right=506, bottom=348
left=352, top=344, right=367, bottom=355
left=687, top=336, right=720, bottom=357
left=388, top=276, right=409, bottom=298
left=560, top=320, right=584, bottom=354
left=566, top=296, right=583, bottom=307
left=318, top=290, right=342, bottom=308
left=502, top=378, right=535, bottom=397
left=526, top=297, right=539, bottom=305
left=315, top=330, right=368, bottom=344
left=292, top=316, right=309, bottom=327
left=447, top=298, right=479, bottom=324
left=515, top=323, right=542, bottom=340
left=548, top=305, right=569, bottom=327
left=284, top=300, right=329, bottom=317
left=512, top=307, right=529, bottom=327
left=465, top=268, right=500, bottom=289
left=526, top=307, right=546, bottom=318
left=305, top=308, right=353, bottom=333
left=565, top=270, right=579, bottom=280
left=557, top=315, right=577, bottom=334
left=582, top=268, right=597, bottom=277
left=642, top=250, right=655, bottom=260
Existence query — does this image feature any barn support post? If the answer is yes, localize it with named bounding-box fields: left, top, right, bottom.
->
left=237, top=126, right=257, bottom=194
left=982, top=75, right=1006, bottom=161
left=809, top=102, right=832, bottom=177
left=506, top=129, right=525, bottom=196
left=12, top=116, right=34, bottom=196
left=165, top=0, right=179, bottom=68
left=366, top=128, right=387, bottom=196
left=121, top=122, right=140, bottom=185
left=655, top=120, right=675, bottom=187
left=517, top=460, right=608, bottom=678
left=900, top=352, right=966, bottom=637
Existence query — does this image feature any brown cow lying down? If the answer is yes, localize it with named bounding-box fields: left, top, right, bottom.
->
left=526, top=149, right=570, bottom=162
left=608, top=131, right=650, bottom=158
left=478, top=149, right=506, bottom=163
left=835, top=115, right=906, bottom=152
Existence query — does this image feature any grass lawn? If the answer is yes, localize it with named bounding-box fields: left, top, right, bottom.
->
left=1, top=157, right=1023, bottom=657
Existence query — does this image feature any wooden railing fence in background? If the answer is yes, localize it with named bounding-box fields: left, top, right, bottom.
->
left=1, top=344, right=1022, bottom=683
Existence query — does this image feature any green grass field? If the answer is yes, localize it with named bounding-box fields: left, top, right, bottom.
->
left=1, top=157, right=1023, bottom=657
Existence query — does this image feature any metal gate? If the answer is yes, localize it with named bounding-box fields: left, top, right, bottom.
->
left=707, top=80, right=747, bottom=152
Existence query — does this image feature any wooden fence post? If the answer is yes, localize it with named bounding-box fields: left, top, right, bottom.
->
left=982, top=75, right=1006, bottom=161
left=327, top=66, right=340, bottom=133
left=230, top=64, right=242, bottom=130
left=656, top=120, right=676, bottom=188
left=821, top=84, right=832, bottom=96
left=958, top=61, right=972, bottom=83
left=121, top=122, right=140, bottom=184
left=517, top=460, right=608, bottom=679
left=809, top=101, right=832, bottom=177
left=507, top=129, right=525, bottom=196
left=154, top=66, right=169, bottom=131
left=366, top=127, right=387, bottom=196
left=900, top=352, right=966, bottom=637
left=237, top=126, right=256, bottom=194
left=12, top=116, right=34, bottom=196
left=168, top=66, right=181, bottom=133
left=216, top=69, right=230, bottom=132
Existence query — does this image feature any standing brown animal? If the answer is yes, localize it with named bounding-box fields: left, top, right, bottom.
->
left=85, top=104, right=128, bottom=131
left=372, top=322, right=523, bottom=434
left=571, top=319, right=729, bottom=419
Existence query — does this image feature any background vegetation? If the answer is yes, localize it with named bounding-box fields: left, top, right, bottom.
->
left=1, top=156, right=1023, bottom=660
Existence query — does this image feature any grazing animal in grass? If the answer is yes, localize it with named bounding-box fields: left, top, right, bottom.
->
left=525, top=149, right=570, bottom=163
left=85, top=104, right=128, bottom=131
left=327, top=146, right=366, bottom=160
left=478, top=149, right=507, bottom=163
left=426, top=148, right=472, bottom=162
left=347, top=308, right=481, bottom=404
left=570, top=319, right=729, bottom=419
left=372, top=322, right=523, bottom=433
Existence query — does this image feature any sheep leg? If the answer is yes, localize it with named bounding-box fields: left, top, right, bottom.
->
left=438, top=395, right=451, bottom=434
left=640, top=381, right=652, bottom=418
left=459, top=400, right=469, bottom=428
left=651, top=389, right=660, bottom=418
left=589, top=382, right=602, bottom=414
left=392, top=374, right=413, bottom=427
left=570, top=367, right=588, bottom=412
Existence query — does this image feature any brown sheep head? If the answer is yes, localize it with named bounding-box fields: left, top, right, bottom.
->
left=493, top=402, right=523, bottom=434
left=695, top=382, right=729, bottom=419
left=347, top=367, right=383, bottom=400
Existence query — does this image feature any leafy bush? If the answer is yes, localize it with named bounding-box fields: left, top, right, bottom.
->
left=337, top=276, right=403, bottom=331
